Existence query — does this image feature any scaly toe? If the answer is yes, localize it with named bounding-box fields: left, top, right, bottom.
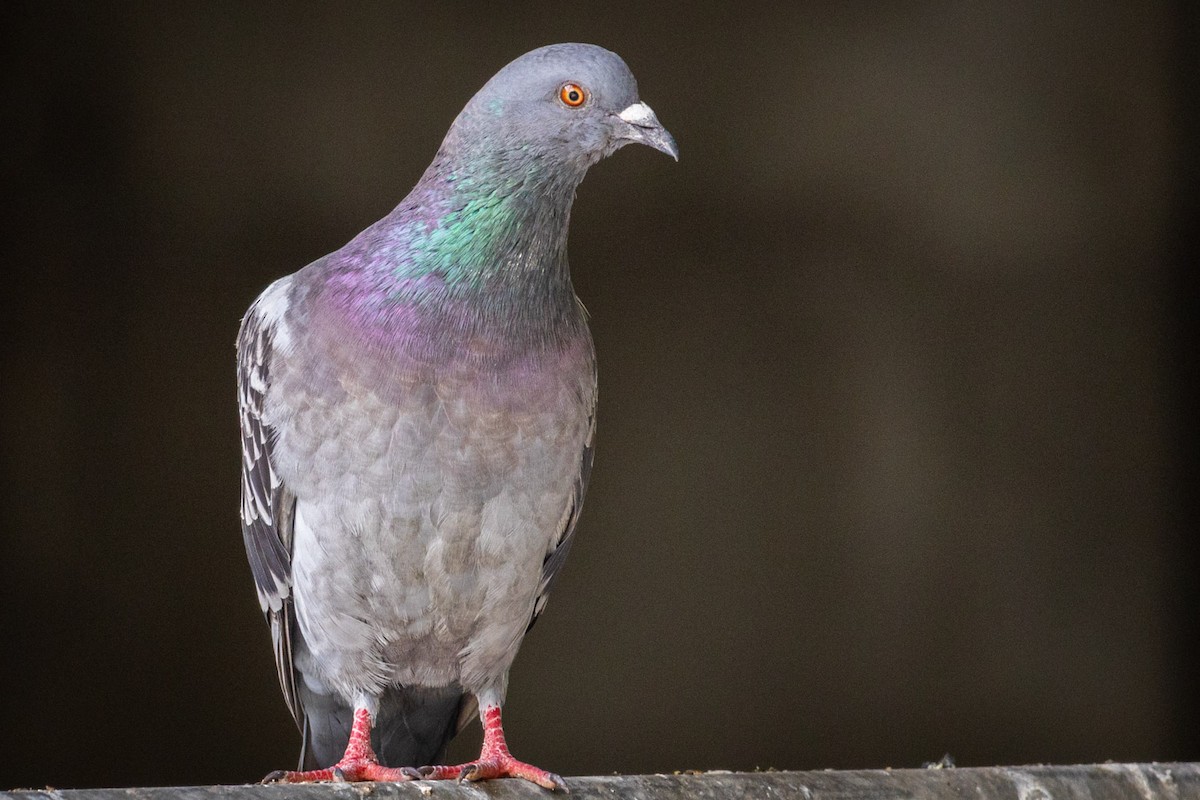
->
left=356, top=761, right=416, bottom=782
left=259, top=759, right=415, bottom=784
left=418, top=764, right=466, bottom=780
left=459, top=756, right=567, bottom=791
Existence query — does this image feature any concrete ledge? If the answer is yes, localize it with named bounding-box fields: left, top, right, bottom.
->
left=6, top=764, right=1198, bottom=800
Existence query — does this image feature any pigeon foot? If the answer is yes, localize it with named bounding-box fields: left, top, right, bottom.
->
left=261, top=706, right=419, bottom=784
left=417, top=704, right=566, bottom=792
left=419, top=755, right=566, bottom=791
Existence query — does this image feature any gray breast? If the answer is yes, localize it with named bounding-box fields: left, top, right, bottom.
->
left=266, top=315, right=595, bottom=701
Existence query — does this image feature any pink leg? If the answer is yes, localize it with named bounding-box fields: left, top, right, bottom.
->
left=419, top=705, right=566, bottom=791
left=263, top=707, right=418, bottom=783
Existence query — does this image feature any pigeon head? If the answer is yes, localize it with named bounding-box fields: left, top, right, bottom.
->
left=442, top=43, right=678, bottom=174
left=357, top=44, right=676, bottom=310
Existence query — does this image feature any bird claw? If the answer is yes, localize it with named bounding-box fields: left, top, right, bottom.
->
left=458, top=762, right=486, bottom=783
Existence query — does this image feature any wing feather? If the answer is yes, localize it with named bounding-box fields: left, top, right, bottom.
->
left=237, top=278, right=301, bottom=725
left=527, top=407, right=596, bottom=632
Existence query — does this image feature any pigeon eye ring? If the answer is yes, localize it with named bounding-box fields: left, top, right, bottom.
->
left=559, top=82, right=586, bottom=107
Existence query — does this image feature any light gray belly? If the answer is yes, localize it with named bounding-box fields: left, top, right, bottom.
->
left=268, top=354, right=592, bottom=699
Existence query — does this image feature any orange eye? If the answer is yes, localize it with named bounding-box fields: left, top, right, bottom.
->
left=559, top=83, right=587, bottom=107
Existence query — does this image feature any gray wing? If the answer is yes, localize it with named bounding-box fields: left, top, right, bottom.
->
left=237, top=280, right=301, bottom=724
left=527, top=410, right=596, bottom=632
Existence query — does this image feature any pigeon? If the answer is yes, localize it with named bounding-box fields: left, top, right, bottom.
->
left=236, top=43, right=676, bottom=791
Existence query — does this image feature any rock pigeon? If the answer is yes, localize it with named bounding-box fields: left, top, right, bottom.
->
left=237, top=43, right=676, bottom=791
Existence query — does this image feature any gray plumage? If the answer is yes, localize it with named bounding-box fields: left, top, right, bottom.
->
left=237, top=43, right=675, bottom=775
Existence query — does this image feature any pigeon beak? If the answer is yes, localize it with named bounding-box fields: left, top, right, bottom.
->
left=617, top=101, right=679, bottom=161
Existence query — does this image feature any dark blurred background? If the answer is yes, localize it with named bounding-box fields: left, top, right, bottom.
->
left=2, top=1, right=1196, bottom=790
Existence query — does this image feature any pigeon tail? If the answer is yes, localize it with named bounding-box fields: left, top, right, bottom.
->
left=299, top=683, right=466, bottom=770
